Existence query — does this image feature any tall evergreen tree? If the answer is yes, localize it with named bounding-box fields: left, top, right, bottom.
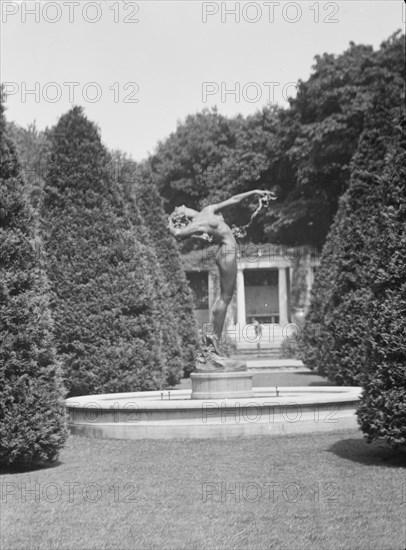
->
left=117, top=163, right=184, bottom=385
left=299, top=89, right=403, bottom=385
left=41, top=107, right=166, bottom=396
left=7, top=120, right=51, bottom=209
left=135, top=163, right=199, bottom=376
left=0, top=95, right=67, bottom=465
left=299, top=87, right=406, bottom=446
left=356, top=110, right=406, bottom=447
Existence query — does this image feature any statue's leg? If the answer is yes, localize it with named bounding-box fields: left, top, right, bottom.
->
left=208, top=244, right=237, bottom=352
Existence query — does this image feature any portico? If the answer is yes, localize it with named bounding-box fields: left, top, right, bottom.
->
left=182, top=242, right=318, bottom=352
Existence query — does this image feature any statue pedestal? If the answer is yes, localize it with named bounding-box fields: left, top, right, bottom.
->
left=191, top=371, right=253, bottom=400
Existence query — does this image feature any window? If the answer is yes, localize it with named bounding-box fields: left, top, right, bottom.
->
left=244, top=269, right=278, bottom=287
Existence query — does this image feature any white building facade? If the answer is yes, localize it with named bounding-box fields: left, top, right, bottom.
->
left=183, top=242, right=320, bottom=352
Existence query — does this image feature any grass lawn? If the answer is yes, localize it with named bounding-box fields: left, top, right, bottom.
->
left=1, top=429, right=405, bottom=550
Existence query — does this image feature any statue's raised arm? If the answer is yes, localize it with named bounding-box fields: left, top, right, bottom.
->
left=211, top=189, right=276, bottom=212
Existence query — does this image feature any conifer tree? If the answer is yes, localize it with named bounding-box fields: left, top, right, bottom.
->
left=300, top=90, right=406, bottom=446
left=300, top=92, right=402, bottom=385
left=0, top=95, right=67, bottom=465
left=41, top=107, right=166, bottom=396
left=135, top=163, right=199, bottom=376
left=117, top=165, right=183, bottom=385
left=356, top=110, right=406, bottom=447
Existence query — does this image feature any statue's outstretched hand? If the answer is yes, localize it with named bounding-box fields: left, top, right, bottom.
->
left=257, top=190, right=276, bottom=209
left=174, top=205, right=186, bottom=215
left=257, top=190, right=277, bottom=200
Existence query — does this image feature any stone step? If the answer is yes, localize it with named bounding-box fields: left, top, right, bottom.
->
left=235, top=343, right=285, bottom=352
left=234, top=349, right=282, bottom=357
left=246, top=358, right=305, bottom=371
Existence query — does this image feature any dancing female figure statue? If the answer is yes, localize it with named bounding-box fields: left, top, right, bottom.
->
left=168, top=189, right=276, bottom=364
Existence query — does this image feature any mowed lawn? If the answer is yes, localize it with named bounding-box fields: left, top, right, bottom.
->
left=1, top=430, right=405, bottom=550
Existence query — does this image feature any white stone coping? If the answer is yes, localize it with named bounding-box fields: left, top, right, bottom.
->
left=246, top=359, right=305, bottom=368
left=66, top=386, right=362, bottom=411
left=191, top=372, right=252, bottom=378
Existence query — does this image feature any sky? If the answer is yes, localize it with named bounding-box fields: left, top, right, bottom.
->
left=1, top=0, right=403, bottom=161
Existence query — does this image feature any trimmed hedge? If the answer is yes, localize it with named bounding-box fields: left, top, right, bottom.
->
left=118, top=170, right=184, bottom=386
left=299, top=125, right=386, bottom=383
left=135, top=164, right=199, bottom=376
left=0, top=97, right=67, bottom=465
left=300, top=89, right=406, bottom=446
left=41, top=107, right=167, bottom=396
left=356, top=111, right=406, bottom=447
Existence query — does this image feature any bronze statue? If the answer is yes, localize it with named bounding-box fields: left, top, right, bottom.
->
left=168, top=189, right=276, bottom=371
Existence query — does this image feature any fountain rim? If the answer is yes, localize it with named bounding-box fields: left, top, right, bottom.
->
left=66, top=386, right=362, bottom=410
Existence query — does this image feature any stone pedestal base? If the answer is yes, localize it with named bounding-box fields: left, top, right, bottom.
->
left=191, top=371, right=253, bottom=400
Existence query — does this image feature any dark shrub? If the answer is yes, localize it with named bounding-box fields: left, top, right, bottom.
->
left=0, top=96, right=67, bottom=465
left=118, top=169, right=184, bottom=386
left=299, top=122, right=386, bottom=384
left=357, top=110, right=406, bottom=447
left=41, top=107, right=166, bottom=396
left=300, top=89, right=406, bottom=446
left=135, top=164, right=200, bottom=377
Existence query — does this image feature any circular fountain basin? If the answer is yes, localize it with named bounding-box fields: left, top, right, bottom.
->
left=66, top=386, right=362, bottom=440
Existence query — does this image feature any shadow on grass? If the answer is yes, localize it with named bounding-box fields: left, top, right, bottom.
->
left=254, top=371, right=337, bottom=387
left=0, top=460, right=62, bottom=476
left=287, top=371, right=337, bottom=387
left=329, top=438, right=406, bottom=468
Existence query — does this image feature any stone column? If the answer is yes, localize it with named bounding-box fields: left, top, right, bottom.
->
left=278, top=267, right=289, bottom=326
left=305, top=265, right=313, bottom=311
left=236, top=268, right=246, bottom=326
left=208, top=271, right=215, bottom=312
